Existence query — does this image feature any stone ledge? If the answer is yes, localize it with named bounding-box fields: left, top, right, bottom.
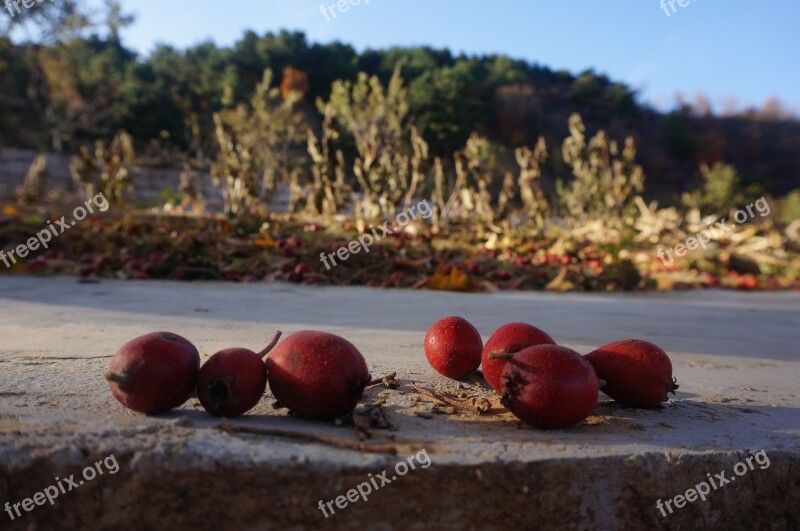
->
left=1, top=277, right=798, bottom=529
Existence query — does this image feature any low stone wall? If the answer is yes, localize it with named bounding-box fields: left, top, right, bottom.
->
left=0, top=146, right=294, bottom=211
left=1, top=278, right=799, bottom=529
left=0, top=147, right=75, bottom=199
left=0, top=146, right=195, bottom=203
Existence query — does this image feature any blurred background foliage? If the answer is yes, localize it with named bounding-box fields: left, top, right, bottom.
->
left=0, top=0, right=798, bottom=291
left=2, top=1, right=799, bottom=198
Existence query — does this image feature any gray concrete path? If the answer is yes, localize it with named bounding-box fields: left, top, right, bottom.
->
left=0, top=277, right=798, bottom=530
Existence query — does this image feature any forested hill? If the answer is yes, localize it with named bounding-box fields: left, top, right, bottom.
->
left=1, top=30, right=798, bottom=196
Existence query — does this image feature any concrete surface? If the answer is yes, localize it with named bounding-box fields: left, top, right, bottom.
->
left=0, top=276, right=798, bottom=530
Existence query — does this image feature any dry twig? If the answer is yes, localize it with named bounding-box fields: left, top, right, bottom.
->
left=216, top=419, right=398, bottom=455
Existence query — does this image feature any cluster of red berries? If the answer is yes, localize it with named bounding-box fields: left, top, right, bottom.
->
left=424, top=316, right=678, bottom=429
left=105, top=330, right=371, bottom=420
left=106, top=321, right=677, bottom=431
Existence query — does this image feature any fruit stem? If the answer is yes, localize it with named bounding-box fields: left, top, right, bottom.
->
left=487, top=353, right=514, bottom=360
left=104, top=372, right=132, bottom=385
left=259, top=330, right=283, bottom=359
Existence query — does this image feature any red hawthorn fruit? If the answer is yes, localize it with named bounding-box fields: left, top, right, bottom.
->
left=496, top=344, right=600, bottom=429
left=584, top=339, right=678, bottom=408
left=294, top=263, right=311, bottom=277
left=497, top=270, right=511, bottom=280
left=481, top=323, right=556, bottom=393
left=27, top=256, right=48, bottom=273
left=220, top=271, right=241, bottom=282
left=737, top=275, right=758, bottom=290
left=423, top=316, right=483, bottom=379
left=81, top=265, right=99, bottom=277
left=106, top=332, right=200, bottom=414
left=266, top=331, right=371, bottom=420
left=465, top=261, right=481, bottom=274
left=197, top=332, right=282, bottom=417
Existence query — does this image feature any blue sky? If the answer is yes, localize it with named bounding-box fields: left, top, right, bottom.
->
left=112, top=0, right=798, bottom=113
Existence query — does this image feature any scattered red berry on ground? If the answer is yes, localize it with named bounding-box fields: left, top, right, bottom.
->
left=481, top=322, right=556, bottom=393
left=266, top=331, right=371, bottom=420
left=106, top=331, right=200, bottom=414
left=196, top=332, right=281, bottom=417
left=497, top=344, right=600, bottom=429
left=585, top=338, right=678, bottom=408
left=424, top=316, right=483, bottom=379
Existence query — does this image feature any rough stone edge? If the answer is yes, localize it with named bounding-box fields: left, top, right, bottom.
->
left=1, top=448, right=797, bottom=530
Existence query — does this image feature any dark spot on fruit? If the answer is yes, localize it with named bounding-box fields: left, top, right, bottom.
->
left=500, top=372, right=527, bottom=407
left=208, top=377, right=237, bottom=408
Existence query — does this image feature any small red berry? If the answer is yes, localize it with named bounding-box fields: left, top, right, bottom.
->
left=481, top=323, right=555, bottom=393
left=585, top=339, right=678, bottom=408
left=497, top=344, right=600, bottom=429
left=197, top=332, right=281, bottom=417
left=106, top=332, right=200, bottom=414
left=424, top=316, right=482, bottom=380
left=266, top=331, right=371, bottom=420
